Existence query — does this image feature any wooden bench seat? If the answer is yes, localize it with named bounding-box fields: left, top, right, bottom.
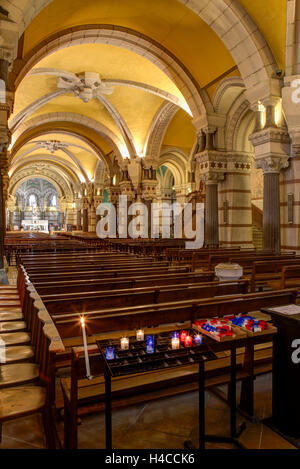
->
left=0, top=363, right=39, bottom=389
left=0, top=312, right=23, bottom=321
left=0, top=331, right=31, bottom=346
left=0, top=321, right=27, bottom=333
left=4, top=345, right=34, bottom=363
left=0, top=386, right=45, bottom=421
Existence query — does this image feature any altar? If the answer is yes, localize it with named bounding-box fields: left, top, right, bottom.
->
left=22, top=219, right=49, bottom=233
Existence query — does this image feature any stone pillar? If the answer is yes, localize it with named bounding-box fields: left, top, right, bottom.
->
left=82, top=208, right=88, bottom=232
left=255, top=156, right=289, bottom=253
left=9, top=211, right=13, bottom=230
left=249, top=109, right=290, bottom=253
left=89, top=204, right=96, bottom=232
left=77, top=210, right=82, bottom=230
left=205, top=179, right=219, bottom=248
left=263, top=172, right=281, bottom=252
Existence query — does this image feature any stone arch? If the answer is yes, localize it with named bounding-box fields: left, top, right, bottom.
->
left=176, top=0, right=280, bottom=101
left=159, top=148, right=189, bottom=187
left=11, top=112, right=123, bottom=167
left=12, top=25, right=211, bottom=121
left=10, top=2, right=280, bottom=104
left=144, top=102, right=179, bottom=160
left=10, top=154, right=83, bottom=187
left=9, top=164, right=75, bottom=202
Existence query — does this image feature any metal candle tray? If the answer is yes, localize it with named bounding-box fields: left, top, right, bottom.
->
left=96, top=330, right=217, bottom=377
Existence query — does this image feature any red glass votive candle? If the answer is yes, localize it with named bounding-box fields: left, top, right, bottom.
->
left=184, top=335, right=193, bottom=347
left=180, top=330, right=188, bottom=342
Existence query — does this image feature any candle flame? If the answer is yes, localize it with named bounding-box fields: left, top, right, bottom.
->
left=80, top=316, right=85, bottom=326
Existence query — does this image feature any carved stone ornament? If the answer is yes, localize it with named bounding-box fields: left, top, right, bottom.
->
left=57, top=72, right=114, bottom=103
left=255, top=156, right=290, bottom=174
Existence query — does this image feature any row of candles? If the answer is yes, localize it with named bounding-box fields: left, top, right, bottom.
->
left=107, top=330, right=203, bottom=360
left=80, top=316, right=203, bottom=376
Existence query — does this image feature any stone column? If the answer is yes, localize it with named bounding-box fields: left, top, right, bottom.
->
left=204, top=178, right=220, bottom=248
left=82, top=208, right=88, bottom=232
left=263, top=172, right=281, bottom=252
left=89, top=204, right=96, bottom=232
left=77, top=210, right=82, bottom=230
left=249, top=107, right=290, bottom=253
left=255, top=156, right=289, bottom=253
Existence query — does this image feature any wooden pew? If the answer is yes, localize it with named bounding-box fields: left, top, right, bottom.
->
left=25, top=266, right=190, bottom=284
left=52, top=289, right=297, bottom=340
left=56, top=290, right=296, bottom=449
left=33, top=271, right=217, bottom=295
left=250, top=259, right=300, bottom=291
left=39, top=280, right=250, bottom=315
left=207, top=253, right=296, bottom=272
left=267, top=265, right=300, bottom=290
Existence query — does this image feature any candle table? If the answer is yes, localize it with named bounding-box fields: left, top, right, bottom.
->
left=97, top=330, right=217, bottom=450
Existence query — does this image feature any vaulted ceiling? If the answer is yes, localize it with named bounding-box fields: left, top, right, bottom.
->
left=3, top=0, right=287, bottom=194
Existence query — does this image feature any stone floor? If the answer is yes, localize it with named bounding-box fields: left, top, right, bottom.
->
left=0, top=374, right=297, bottom=449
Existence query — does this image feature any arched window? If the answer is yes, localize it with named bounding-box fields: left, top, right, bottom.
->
left=29, top=194, right=37, bottom=207
left=50, top=195, right=57, bottom=207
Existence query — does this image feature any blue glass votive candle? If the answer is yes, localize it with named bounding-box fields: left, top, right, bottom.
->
left=146, top=335, right=155, bottom=354
left=194, top=334, right=203, bottom=345
left=105, top=346, right=115, bottom=360
left=172, top=331, right=179, bottom=339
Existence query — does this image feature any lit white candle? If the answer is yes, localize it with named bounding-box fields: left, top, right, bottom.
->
left=80, top=316, right=91, bottom=378
left=171, top=337, right=180, bottom=350
left=136, top=329, right=144, bottom=341
left=121, top=337, right=129, bottom=350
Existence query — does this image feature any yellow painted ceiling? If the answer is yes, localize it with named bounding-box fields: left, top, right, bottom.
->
left=11, top=0, right=286, bottom=183
left=108, top=86, right=164, bottom=154
left=162, top=109, right=195, bottom=155
left=238, top=0, right=286, bottom=71
left=12, top=75, right=57, bottom=118
left=23, top=0, right=236, bottom=89
left=31, top=43, right=184, bottom=101
left=28, top=94, right=122, bottom=140
left=12, top=132, right=99, bottom=180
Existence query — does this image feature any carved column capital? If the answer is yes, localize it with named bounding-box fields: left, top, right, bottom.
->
left=255, top=156, right=290, bottom=174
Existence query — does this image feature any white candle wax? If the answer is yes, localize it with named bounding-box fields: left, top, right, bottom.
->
left=171, top=338, right=180, bottom=350
left=80, top=316, right=91, bottom=378
left=136, top=329, right=144, bottom=341
left=121, top=337, right=129, bottom=350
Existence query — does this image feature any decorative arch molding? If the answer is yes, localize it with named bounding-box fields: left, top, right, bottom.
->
left=144, top=102, right=179, bottom=160
left=158, top=148, right=189, bottom=187
left=11, top=25, right=211, bottom=121
left=177, top=0, right=280, bottom=102
left=11, top=112, right=123, bottom=167
left=10, top=154, right=83, bottom=186
left=224, top=94, right=251, bottom=151
left=9, top=166, right=74, bottom=202
left=285, top=0, right=299, bottom=76
left=212, top=77, right=246, bottom=113
left=10, top=2, right=280, bottom=104
left=11, top=141, right=90, bottom=182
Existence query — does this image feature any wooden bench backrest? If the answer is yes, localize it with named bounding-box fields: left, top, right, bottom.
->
left=53, top=289, right=297, bottom=339
left=41, top=280, right=249, bottom=315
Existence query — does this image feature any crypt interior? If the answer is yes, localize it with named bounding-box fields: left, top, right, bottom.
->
left=0, top=0, right=299, bottom=452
